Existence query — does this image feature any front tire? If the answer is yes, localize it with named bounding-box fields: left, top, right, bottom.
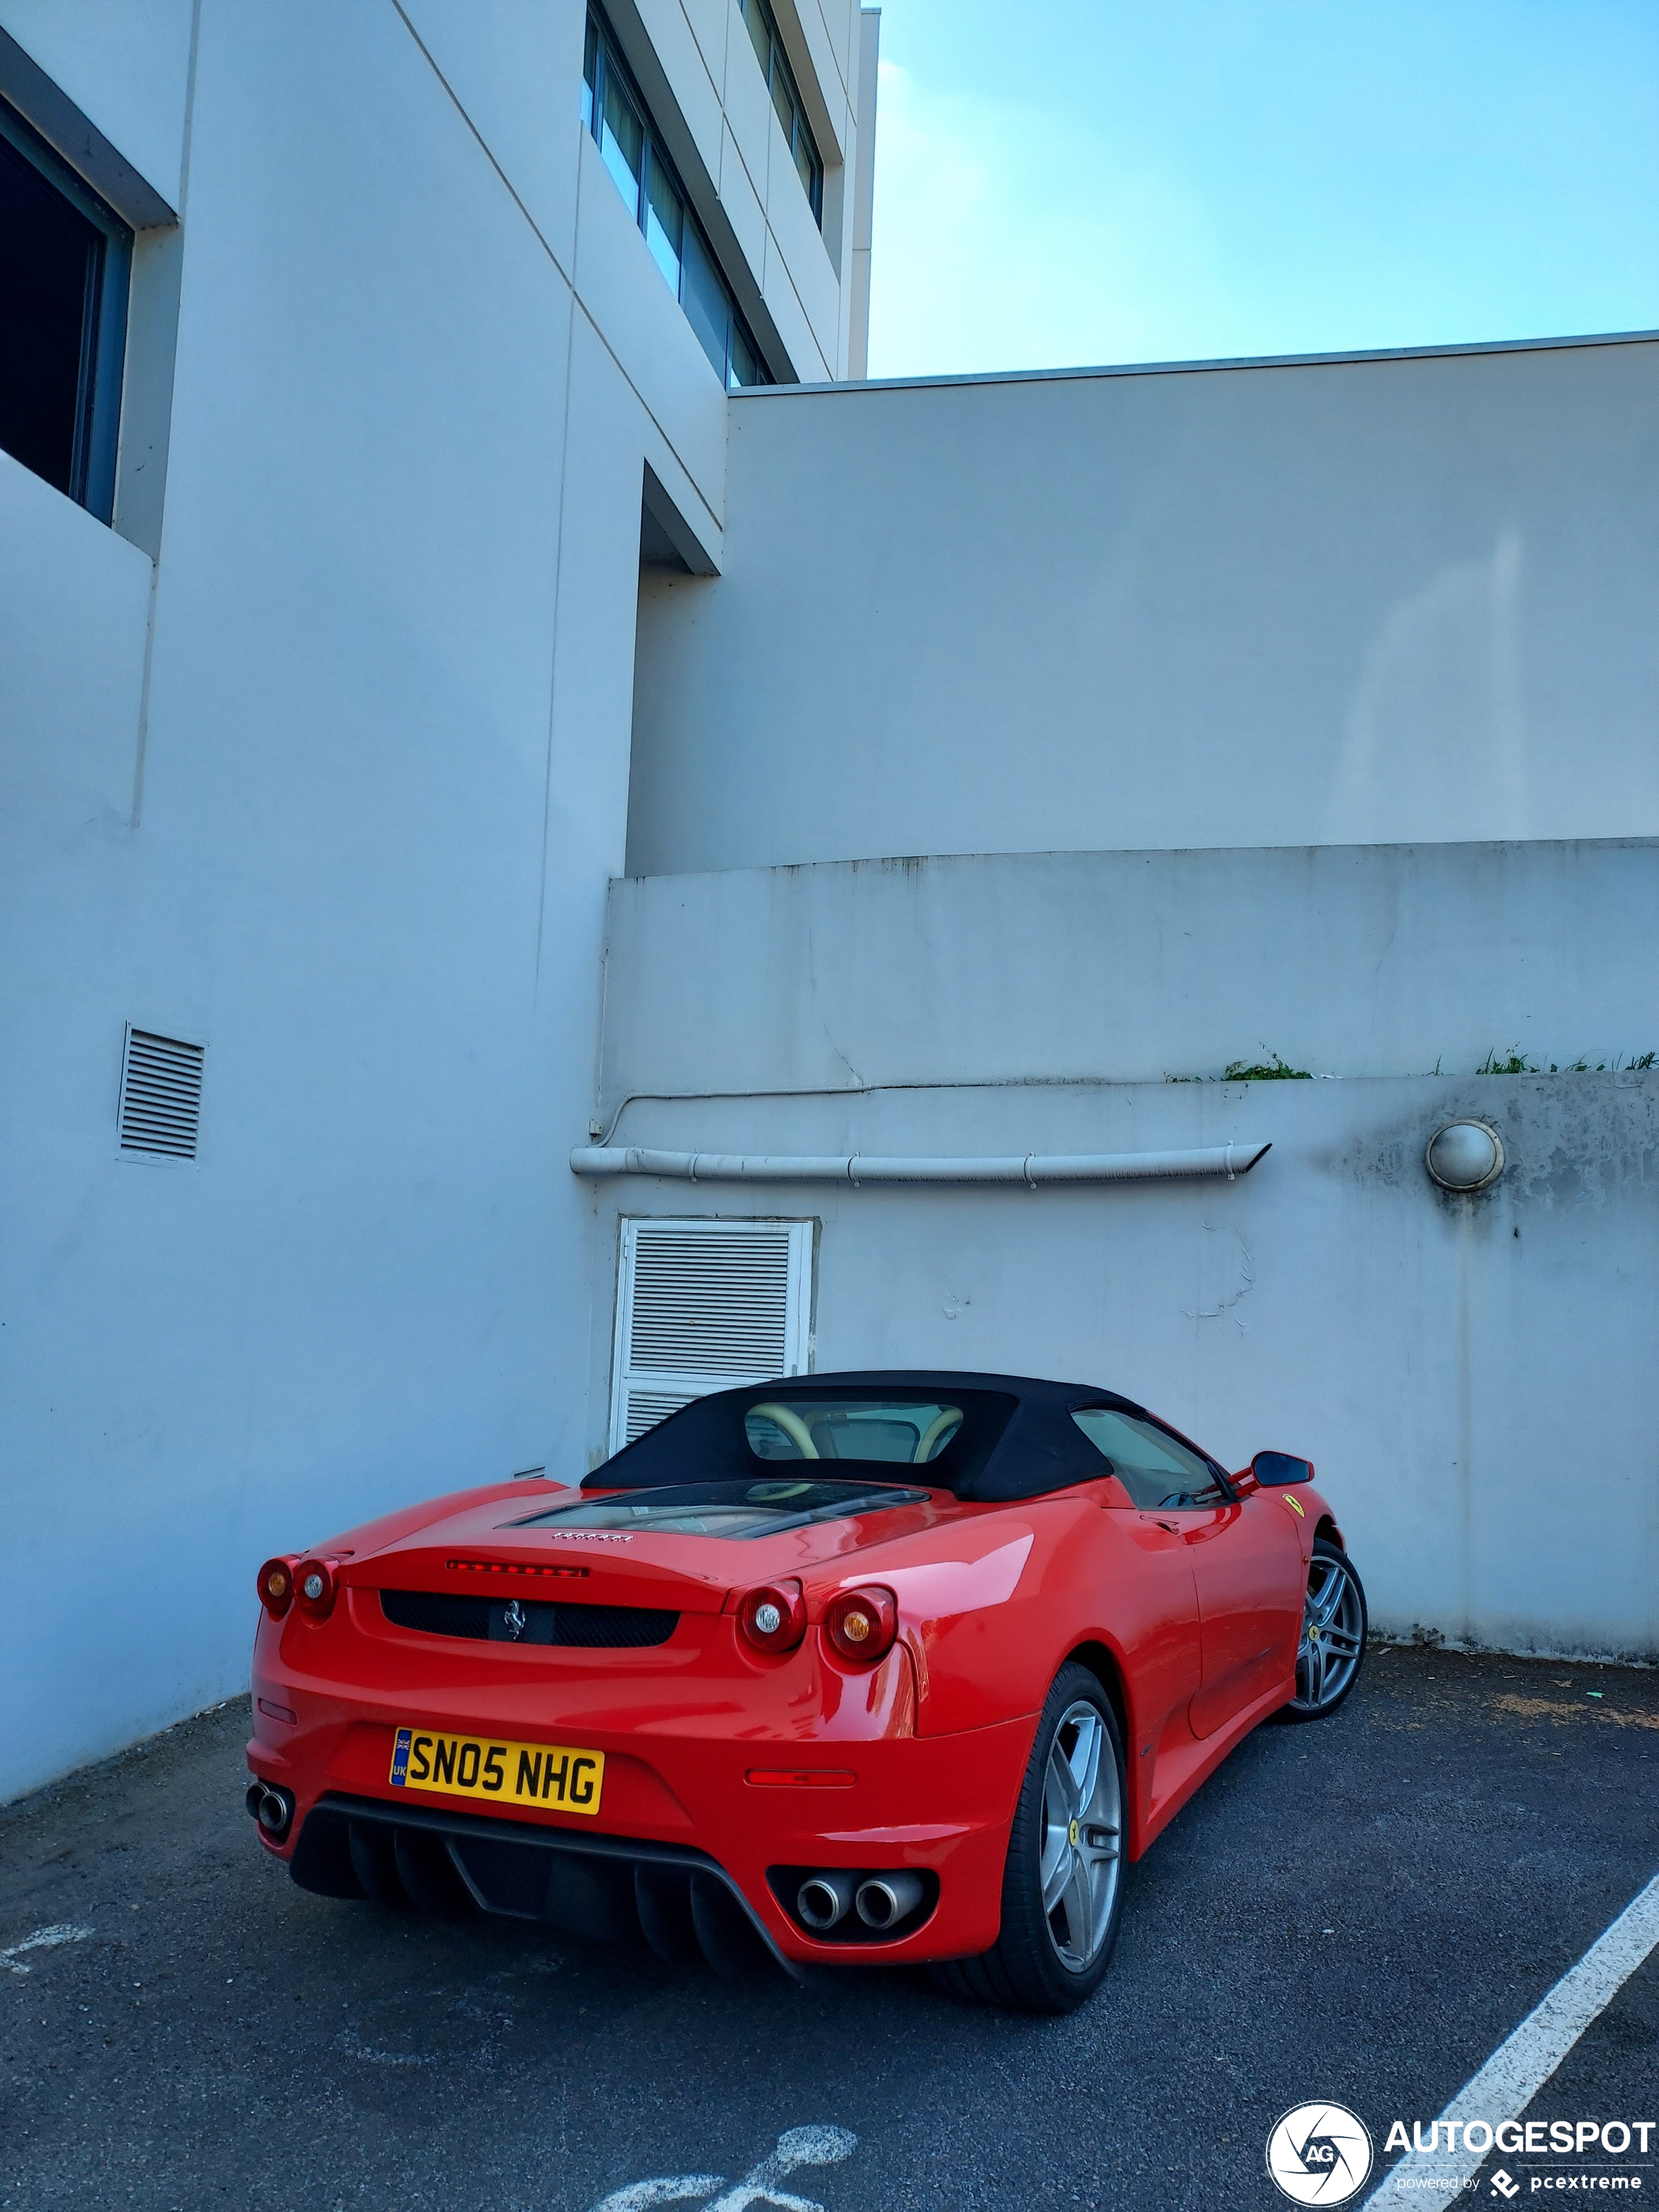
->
left=931, top=1663, right=1127, bottom=2014
left=1278, top=1537, right=1367, bottom=1722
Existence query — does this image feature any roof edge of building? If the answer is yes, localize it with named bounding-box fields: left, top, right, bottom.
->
left=739, top=326, right=1659, bottom=400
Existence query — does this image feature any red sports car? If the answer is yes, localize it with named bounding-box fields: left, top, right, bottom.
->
left=245, top=1371, right=1366, bottom=2013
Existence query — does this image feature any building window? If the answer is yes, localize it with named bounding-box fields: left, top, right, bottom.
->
left=736, top=0, right=822, bottom=224
left=0, top=98, right=130, bottom=521
left=609, top=1218, right=813, bottom=1453
left=581, top=10, right=772, bottom=392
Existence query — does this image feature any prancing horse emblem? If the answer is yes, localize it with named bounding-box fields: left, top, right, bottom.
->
left=502, top=1598, right=526, bottom=1641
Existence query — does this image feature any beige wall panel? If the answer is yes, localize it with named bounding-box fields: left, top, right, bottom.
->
left=718, top=117, right=769, bottom=293
left=634, top=0, right=726, bottom=189
left=760, top=234, right=830, bottom=382
left=678, top=0, right=730, bottom=92
left=765, top=135, right=841, bottom=368
left=398, top=0, right=585, bottom=276
left=720, top=1, right=775, bottom=206
left=774, top=0, right=847, bottom=152
left=813, top=0, right=857, bottom=99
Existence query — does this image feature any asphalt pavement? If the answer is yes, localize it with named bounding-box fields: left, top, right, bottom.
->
left=3, top=1644, right=1656, bottom=2211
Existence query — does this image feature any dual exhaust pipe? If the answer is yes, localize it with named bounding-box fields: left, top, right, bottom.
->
left=796, top=1868, right=925, bottom=1934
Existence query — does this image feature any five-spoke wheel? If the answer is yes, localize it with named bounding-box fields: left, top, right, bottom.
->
left=1281, top=1535, right=1368, bottom=1721
left=931, top=1663, right=1126, bottom=2013
left=1038, top=1699, right=1122, bottom=1972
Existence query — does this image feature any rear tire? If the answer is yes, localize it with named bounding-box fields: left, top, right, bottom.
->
left=930, top=1663, right=1127, bottom=2015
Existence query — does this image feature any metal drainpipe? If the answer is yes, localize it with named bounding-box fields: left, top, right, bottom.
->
left=568, top=1142, right=1270, bottom=1185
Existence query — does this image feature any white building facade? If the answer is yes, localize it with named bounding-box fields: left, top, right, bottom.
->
left=1, top=0, right=878, bottom=1801
left=2, top=4, right=1654, bottom=1804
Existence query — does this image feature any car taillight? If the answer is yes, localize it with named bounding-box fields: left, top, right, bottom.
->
left=737, top=1579, right=806, bottom=1655
left=293, top=1557, right=339, bottom=1621
left=824, top=1585, right=897, bottom=1664
left=256, top=1556, right=298, bottom=1618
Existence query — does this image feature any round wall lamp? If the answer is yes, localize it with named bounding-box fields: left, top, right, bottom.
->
left=1425, top=1119, right=1505, bottom=1192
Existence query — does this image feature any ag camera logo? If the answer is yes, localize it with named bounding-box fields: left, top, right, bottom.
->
left=1266, top=2103, right=1376, bottom=2205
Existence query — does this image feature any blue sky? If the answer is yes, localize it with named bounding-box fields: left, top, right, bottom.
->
left=863, top=0, right=1659, bottom=377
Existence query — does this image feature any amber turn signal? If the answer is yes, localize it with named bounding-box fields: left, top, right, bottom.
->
left=824, top=1585, right=898, bottom=1664
left=737, top=1579, right=806, bottom=1654
left=256, top=1556, right=298, bottom=1619
left=291, top=1556, right=338, bottom=1621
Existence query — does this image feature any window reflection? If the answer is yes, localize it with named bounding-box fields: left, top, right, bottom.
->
left=582, top=8, right=773, bottom=391
left=644, top=151, right=682, bottom=291
left=735, top=0, right=823, bottom=225
left=600, top=71, right=643, bottom=217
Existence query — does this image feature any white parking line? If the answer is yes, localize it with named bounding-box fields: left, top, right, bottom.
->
left=1364, top=1868, right=1659, bottom=2210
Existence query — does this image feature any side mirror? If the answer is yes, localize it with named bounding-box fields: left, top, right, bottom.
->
left=1250, top=1451, right=1314, bottom=1487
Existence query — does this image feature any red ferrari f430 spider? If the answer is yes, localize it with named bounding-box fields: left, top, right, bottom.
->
left=246, top=1372, right=1366, bottom=2012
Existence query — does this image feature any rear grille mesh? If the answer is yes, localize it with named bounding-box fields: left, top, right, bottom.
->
left=379, top=1589, right=678, bottom=1648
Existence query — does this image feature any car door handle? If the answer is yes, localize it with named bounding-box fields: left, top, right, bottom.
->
left=1155, top=1520, right=1181, bottom=1534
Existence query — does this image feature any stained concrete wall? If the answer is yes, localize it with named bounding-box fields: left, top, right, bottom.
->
left=599, top=839, right=1659, bottom=1097
left=628, top=334, right=1659, bottom=874
left=583, top=843, right=1659, bottom=1656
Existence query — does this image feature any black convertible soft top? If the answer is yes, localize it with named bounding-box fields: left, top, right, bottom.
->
left=585, top=1370, right=1222, bottom=1505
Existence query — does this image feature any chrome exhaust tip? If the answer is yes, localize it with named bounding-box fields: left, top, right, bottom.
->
left=796, top=1871, right=857, bottom=1930
left=855, top=1870, right=924, bottom=1929
left=248, top=1782, right=295, bottom=1840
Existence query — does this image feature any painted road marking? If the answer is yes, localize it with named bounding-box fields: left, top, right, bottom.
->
left=591, top=2126, right=858, bottom=2212
left=0, top=1924, right=94, bottom=1976
left=1364, top=1867, right=1659, bottom=2210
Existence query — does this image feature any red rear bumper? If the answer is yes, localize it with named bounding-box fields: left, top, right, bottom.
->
left=246, top=1600, right=1035, bottom=1964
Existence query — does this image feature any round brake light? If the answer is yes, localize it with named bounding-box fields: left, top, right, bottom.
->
left=292, top=1557, right=338, bottom=1620
left=737, top=1580, right=806, bottom=1654
left=255, top=1556, right=297, bottom=1618
left=824, top=1585, right=897, bottom=1664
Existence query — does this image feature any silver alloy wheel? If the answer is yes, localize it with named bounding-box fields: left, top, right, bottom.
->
left=1291, top=1552, right=1365, bottom=1712
left=1039, top=1700, right=1123, bottom=1973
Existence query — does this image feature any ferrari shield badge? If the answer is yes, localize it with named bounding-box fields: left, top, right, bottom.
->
left=1282, top=1495, right=1306, bottom=1517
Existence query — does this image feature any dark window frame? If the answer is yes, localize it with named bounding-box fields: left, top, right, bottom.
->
left=735, top=0, right=823, bottom=225
left=0, top=93, right=131, bottom=521
left=581, top=8, right=773, bottom=393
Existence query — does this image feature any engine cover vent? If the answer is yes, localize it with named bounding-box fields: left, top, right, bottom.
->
left=119, top=1027, right=205, bottom=1159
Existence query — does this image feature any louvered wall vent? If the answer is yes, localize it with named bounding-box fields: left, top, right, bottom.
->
left=609, top=1218, right=813, bottom=1454
left=118, top=1027, right=205, bottom=1159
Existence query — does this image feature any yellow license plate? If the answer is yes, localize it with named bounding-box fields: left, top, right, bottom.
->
left=387, top=1727, right=604, bottom=1817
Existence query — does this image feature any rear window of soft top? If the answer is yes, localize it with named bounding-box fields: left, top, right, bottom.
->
left=516, top=1478, right=929, bottom=1540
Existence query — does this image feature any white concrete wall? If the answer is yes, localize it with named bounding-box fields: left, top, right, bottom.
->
left=627, top=335, right=1659, bottom=874
left=582, top=844, right=1659, bottom=1656
left=0, top=0, right=831, bottom=1803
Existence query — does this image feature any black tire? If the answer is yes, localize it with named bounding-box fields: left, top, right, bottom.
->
left=1276, top=1537, right=1368, bottom=1723
left=931, top=1663, right=1127, bottom=2015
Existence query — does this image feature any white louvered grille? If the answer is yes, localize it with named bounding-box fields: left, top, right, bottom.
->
left=623, top=1388, right=700, bottom=1444
left=119, top=1029, right=205, bottom=1159
left=628, top=1226, right=795, bottom=1374
left=609, top=1219, right=813, bottom=1455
